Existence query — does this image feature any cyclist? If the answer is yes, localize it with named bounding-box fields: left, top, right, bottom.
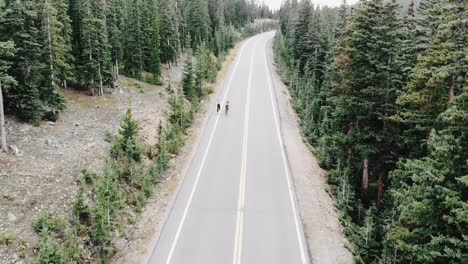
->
left=217, top=102, right=221, bottom=113
left=225, top=100, right=230, bottom=115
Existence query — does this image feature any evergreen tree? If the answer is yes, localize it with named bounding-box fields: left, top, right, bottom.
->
left=107, top=0, right=124, bottom=79
left=387, top=128, right=468, bottom=263
left=38, top=0, right=68, bottom=117
left=52, top=0, right=74, bottom=88
left=78, top=0, right=113, bottom=95
left=293, top=0, right=311, bottom=72
left=396, top=0, right=467, bottom=143
left=187, top=0, right=211, bottom=48
left=1, top=0, right=45, bottom=121
left=143, top=0, right=162, bottom=79
left=275, top=0, right=467, bottom=263
left=159, top=0, right=179, bottom=66
left=181, top=56, right=195, bottom=100
left=123, top=0, right=144, bottom=77
left=0, top=41, right=16, bottom=152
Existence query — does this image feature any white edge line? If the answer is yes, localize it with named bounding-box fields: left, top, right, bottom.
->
left=164, top=37, right=253, bottom=264
left=263, top=33, right=309, bottom=264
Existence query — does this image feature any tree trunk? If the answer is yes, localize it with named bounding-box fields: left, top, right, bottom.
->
left=377, top=171, right=384, bottom=208
left=347, top=122, right=353, bottom=163
left=115, top=58, right=119, bottom=79
left=0, top=81, right=8, bottom=153
left=362, top=159, right=369, bottom=190
left=449, top=73, right=456, bottom=102
left=46, top=0, right=55, bottom=87
left=98, top=60, right=103, bottom=96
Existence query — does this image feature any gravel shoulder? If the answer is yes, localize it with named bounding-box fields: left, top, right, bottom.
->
left=266, top=37, right=354, bottom=264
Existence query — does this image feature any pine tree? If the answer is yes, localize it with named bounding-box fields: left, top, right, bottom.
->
left=52, top=0, right=74, bottom=89
left=1, top=0, right=45, bottom=121
left=187, top=0, right=211, bottom=48
left=159, top=0, right=179, bottom=66
left=111, top=105, right=142, bottom=162
left=142, top=0, right=162, bottom=79
left=293, top=0, right=311, bottom=72
left=0, top=41, right=16, bottom=152
left=38, top=0, right=68, bottom=117
left=107, top=0, right=124, bottom=79
left=123, top=0, right=144, bottom=77
left=396, top=0, right=467, bottom=143
left=387, top=128, right=468, bottom=263
left=78, top=0, right=113, bottom=95
left=181, top=56, right=195, bottom=100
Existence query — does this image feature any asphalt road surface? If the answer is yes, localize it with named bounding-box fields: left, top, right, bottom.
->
left=149, top=32, right=309, bottom=264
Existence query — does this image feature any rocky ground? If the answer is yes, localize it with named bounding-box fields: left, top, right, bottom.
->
left=0, top=57, right=185, bottom=263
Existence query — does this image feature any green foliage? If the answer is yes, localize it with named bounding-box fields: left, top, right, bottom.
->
left=0, top=233, right=16, bottom=245
left=0, top=40, right=16, bottom=87
left=0, top=0, right=66, bottom=122
left=111, top=106, right=142, bottom=163
left=33, top=212, right=67, bottom=235
left=181, top=56, right=196, bottom=100
left=34, top=234, right=63, bottom=264
left=386, top=129, right=468, bottom=263
left=0, top=0, right=271, bottom=122
left=73, top=180, right=90, bottom=224
left=276, top=0, right=467, bottom=263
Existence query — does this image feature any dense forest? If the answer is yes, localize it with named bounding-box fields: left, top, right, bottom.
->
left=275, top=0, right=467, bottom=263
left=0, top=0, right=272, bottom=122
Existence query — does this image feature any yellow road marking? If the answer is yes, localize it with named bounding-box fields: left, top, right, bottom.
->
left=233, top=41, right=255, bottom=264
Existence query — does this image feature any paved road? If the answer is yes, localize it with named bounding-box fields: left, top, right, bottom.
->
left=149, top=32, right=309, bottom=264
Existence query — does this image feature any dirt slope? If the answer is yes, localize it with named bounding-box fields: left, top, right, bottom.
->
left=0, top=59, right=184, bottom=263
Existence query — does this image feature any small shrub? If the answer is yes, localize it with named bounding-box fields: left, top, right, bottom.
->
left=3, top=194, right=16, bottom=202
left=42, top=111, right=60, bottom=122
left=81, top=168, right=97, bottom=184
left=166, top=83, right=173, bottom=93
left=0, top=233, right=16, bottom=245
left=104, top=131, right=113, bottom=143
left=90, top=207, right=112, bottom=258
left=167, top=128, right=184, bottom=155
left=73, top=182, right=90, bottom=225
left=204, top=84, right=214, bottom=95
left=152, top=78, right=164, bottom=86
left=34, top=234, right=63, bottom=264
left=142, top=174, right=154, bottom=198
left=33, top=212, right=67, bottom=235
left=145, top=146, right=156, bottom=159
left=110, top=106, right=143, bottom=163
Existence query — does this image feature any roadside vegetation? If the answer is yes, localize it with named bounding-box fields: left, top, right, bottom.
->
left=275, top=0, right=466, bottom=263
left=0, top=0, right=279, bottom=262
left=31, top=43, right=219, bottom=262
left=0, top=0, right=274, bottom=150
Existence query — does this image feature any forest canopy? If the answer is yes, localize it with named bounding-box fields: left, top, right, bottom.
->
left=0, top=0, right=273, bottom=122
left=275, top=0, right=467, bottom=263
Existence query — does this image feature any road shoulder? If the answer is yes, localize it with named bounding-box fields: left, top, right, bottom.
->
left=266, top=37, right=354, bottom=264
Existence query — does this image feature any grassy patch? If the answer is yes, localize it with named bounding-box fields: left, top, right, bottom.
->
left=3, top=194, right=16, bottom=202
left=0, top=233, right=16, bottom=245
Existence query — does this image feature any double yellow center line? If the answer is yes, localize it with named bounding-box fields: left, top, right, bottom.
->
left=232, top=42, right=255, bottom=264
